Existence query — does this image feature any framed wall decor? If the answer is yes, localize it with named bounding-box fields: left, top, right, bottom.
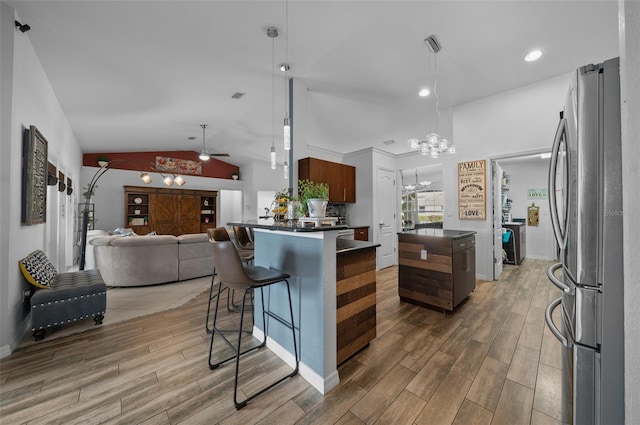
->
left=21, top=125, right=48, bottom=225
left=458, top=159, right=486, bottom=220
left=155, top=156, right=202, bottom=175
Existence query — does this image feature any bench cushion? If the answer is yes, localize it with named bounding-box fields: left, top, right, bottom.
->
left=30, top=269, right=107, bottom=331
left=19, top=250, right=58, bottom=289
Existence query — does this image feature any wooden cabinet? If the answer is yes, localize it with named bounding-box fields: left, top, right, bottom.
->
left=398, top=231, right=476, bottom=312
left=352, top=226, right=369, bottom=241
left=298, top=157, right=356, bottom=203
left=199, top=196, right=217, bottom=233
left=336, top=246, right=377, bottom=365
left=503, top=223, right=526, bottom=265
left=125, top=190, right=151, bottom=234
left=124, top=186, right=217, bottom=236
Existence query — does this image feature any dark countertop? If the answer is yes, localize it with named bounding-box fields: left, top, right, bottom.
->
left=398, top=228, right=477, bottom=239
left=336, top=239, right=380, bottom=254
left=227, top=218, right=348, bottom=232
left=347, top=224, right=369, bottom=229
left=228, top=219, right=378, bottom=252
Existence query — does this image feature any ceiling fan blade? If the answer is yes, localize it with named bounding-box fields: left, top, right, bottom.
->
left=208, top=153, right=230, bottom=157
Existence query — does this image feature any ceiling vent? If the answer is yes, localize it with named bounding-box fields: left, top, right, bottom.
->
left=383, top=139, right=395, bottom=145
left=231, top=92, right=245, bottom=99
left=424, top=34, right=441, bottom=53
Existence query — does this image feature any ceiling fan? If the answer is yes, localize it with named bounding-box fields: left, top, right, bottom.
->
left=197, top=124, right=229, bottom=160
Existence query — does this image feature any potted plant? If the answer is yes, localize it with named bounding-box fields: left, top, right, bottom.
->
left=298, top=179, right=329, bottom=217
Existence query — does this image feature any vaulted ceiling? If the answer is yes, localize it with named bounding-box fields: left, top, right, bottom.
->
left=9, top=1, right=619, bottom=166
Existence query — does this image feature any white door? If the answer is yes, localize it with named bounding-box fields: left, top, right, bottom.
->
left=492, top=161, right=503, bottom=280
left=377, top=167, right=396, bottom=269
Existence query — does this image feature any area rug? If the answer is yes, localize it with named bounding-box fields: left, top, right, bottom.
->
left=17, top=276, right=211, bottom=348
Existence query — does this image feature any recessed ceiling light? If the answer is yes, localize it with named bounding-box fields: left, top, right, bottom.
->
left=419, top=88, right=430, bottom=97
left=525, top=50, right=543, bottom=62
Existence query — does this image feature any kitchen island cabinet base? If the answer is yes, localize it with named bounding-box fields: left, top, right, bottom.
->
left=398, top=229, right=476, bottom=312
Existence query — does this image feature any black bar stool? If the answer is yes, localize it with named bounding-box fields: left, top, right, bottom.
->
left=208, top=240, right=298, bottom=410
left=205, top=227, right=254, bottom=333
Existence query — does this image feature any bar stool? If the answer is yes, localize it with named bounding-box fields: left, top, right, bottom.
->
left=205, top=228, right=254, bottom=333
left=233, top=225, right=254, bottom=250
left=208, top=240, right=298, bottom=410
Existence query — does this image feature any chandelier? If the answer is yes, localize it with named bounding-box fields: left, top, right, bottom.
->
left=408, top=34, right=456, bottom=159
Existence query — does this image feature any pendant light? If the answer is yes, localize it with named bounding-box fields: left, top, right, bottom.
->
left=283, top=0, right=291, bottom=151
left=407, top=34, right=456, bottom=158
left=268, top=27, right=278, bottom=169
left=199, top=124, right=210, bottom=161
left=283, top=159, right=289, bottom=179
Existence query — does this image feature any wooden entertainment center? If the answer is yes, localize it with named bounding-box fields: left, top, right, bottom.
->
left=124, top=186, right=217, bottom=236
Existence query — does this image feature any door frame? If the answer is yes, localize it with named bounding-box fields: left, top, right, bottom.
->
left=488, top=148, right=551, bottom=279
left=376, top=166, right=397, bottom=270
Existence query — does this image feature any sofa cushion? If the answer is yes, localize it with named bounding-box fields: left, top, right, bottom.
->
left=110, top=235, right=178, bottom=246
left=177, top=233, right=209, bottom=244
left=19, top=250, right=58, bottom=289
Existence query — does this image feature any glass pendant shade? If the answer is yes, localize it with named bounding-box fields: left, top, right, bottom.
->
left=408, top=138, right=420, bottom=150
left=284, top=160, right=289, bottom=179
left=140, top=172, right=152, bottom=184
left=284, top=117, right=290, bottom=150
left=270, top=146, right=277, bottom=169
left=199, top=124, right=210, bottom=161
left=426, top=133, right=439, bottom=145
left=448, top=144, right=456, bottom=154
left=174, top=175, right=185, bottom=186
left=163, top=176, right=174, bottom=186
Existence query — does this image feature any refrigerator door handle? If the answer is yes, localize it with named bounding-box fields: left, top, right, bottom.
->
left=548, top=117, right=567, bottom=249
left=545, top=296, right=571, bottom=348
left=548, top=262, right=571, bottom=293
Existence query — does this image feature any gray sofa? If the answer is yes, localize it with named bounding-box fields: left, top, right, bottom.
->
left=90, top=233, right=212, bottom=287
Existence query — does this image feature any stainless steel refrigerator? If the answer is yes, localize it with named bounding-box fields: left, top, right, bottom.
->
left=546, top=57, right=624, bottom=425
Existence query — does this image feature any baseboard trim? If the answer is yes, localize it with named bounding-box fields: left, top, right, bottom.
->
left=0, top=345, right=11, bottom=359
left=253, top=327, right=340, bottom=394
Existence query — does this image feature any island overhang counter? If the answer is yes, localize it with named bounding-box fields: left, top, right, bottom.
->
left=226, top=219, right=379, bottom=394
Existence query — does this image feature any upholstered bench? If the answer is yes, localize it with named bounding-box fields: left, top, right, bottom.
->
left=19, top=250, right=107, bottom=341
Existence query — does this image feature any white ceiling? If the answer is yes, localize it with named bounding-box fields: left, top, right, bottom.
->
left=9, top=1, right=620, bottom=167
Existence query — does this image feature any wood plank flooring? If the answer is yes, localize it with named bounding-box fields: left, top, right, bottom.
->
left=0, top=259, right=568, bottom=424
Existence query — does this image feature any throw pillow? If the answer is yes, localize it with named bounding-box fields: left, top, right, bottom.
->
left=112, top=227, right=138, bottom=237
left=146, top=231, right=157, bottom=236
left=18, top=250, right=58, bottom=289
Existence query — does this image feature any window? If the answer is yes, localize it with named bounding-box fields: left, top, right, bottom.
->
left=402, top=188, right=444, bottom=229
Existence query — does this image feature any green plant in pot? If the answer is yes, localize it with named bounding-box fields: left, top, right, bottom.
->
left=298, top=179, right=329, bottom=217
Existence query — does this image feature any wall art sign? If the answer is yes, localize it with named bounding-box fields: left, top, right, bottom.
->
left=527, top=188, right=548, bottom=200
left=458, top=159, right=486, bottom=220
left=155, top=156, right=202, bottom=175
left=22, top=125, right=48, bottom=225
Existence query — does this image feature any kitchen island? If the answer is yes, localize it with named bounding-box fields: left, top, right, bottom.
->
left=398, top=229, right=476, bottom=312
left=227, top=219, right=379, bottom=393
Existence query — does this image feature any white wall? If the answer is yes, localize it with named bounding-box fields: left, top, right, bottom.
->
left=450, top=74, right=571, bottom=280
left=1, top=3, right=83, bottom=356
left=218, top=190, right=242, bottom=228
left=239, top=160, right=289, bottom=222
left=500, top=160, right=554, bottom=260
